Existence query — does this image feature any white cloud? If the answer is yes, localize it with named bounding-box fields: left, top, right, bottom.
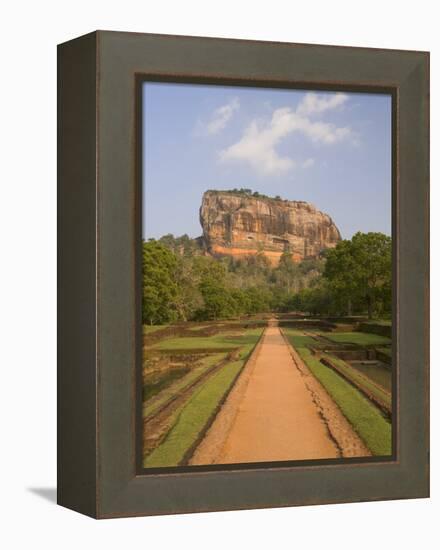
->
left=302, top=158, right=315, bottom=169
left=219, top=115, right=295, bottom=175
left=199, top=97, right=240, bottom=136
left=219, top=92, right=353, bottom=176
left=297, top=92, right=348, bottom=116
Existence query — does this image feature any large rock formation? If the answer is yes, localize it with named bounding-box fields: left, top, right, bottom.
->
left=199, top=191, right=341, bottom=265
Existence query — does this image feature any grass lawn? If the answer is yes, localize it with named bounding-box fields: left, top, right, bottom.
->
left=143, top=359, right=246, bottom=467
left=284, top=332, right=318, bottom=348
left=283, top=329, right=392, bottom=456
left=322, top=331, right=391, bottom=346
left=152, top=328, right=263, bottom=351
left=143, top=324, right=168, bottom=334
left=143, top=353, right=226, bottom=418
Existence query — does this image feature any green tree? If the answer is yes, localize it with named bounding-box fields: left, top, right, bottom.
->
left=198, top=278, right=233, bottom=320
left=276, top=251, right=298, bottom=294
left=172, top=256, right=203, bottom=321
left=142, top=240, right=178, bottom=325
left=324, top=232, right=391, bottom=318
left=192, top=256, right=231, bottom=320
left=243, top=286, right=272, bottom=314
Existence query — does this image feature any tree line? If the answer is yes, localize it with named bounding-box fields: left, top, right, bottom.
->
left=142, top=231, right=391, bottom=325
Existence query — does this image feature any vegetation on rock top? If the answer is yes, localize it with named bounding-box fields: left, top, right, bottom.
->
left=205, top=188, right=300, bottom=203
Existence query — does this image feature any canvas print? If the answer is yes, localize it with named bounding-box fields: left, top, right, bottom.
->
left=141, top=82, right=393, bottom=469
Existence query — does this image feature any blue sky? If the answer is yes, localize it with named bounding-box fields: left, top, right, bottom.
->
left=142, top=83, right=391, bottom=240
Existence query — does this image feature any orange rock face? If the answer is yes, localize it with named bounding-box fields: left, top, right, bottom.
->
left=199, top=191, right=341, bottom=265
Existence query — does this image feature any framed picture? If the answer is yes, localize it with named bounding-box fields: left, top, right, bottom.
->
left=58, top=31, right=429, bottom=518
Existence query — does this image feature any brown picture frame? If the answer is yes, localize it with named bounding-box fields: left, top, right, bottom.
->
left=57, top=30, right=429, bottom=518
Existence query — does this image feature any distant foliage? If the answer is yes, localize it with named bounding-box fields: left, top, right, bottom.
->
left=142, top=231, right=392, bottom=323
left=142, top=235, right=322, bottom=323
left=286, top=233, right=392, bottom=318
left=157, top=233, right=201, bottom=256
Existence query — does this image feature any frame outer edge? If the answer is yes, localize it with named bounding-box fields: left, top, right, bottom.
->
left=92, top=32, right=429, bottom=517
left=57, top=31, right=99, bottom=518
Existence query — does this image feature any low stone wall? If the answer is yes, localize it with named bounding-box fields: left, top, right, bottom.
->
left=376, top=349, right=392, bottom=366
left=144, top=319, right=267, bottom=346
left=278, top=319, right=336, bottom=331
left=332, top=349, right=376, bottom=361
left=359, top=322, right=392, bottom=338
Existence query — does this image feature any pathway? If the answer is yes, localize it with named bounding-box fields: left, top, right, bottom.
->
left=190, top=322, right=341, bottom=464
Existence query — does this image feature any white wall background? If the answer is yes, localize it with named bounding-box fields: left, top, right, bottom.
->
left=0, top=1, right=437, bottom=547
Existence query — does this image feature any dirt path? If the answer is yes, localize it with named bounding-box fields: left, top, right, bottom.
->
left=190, top=322, right=364, bottom=465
